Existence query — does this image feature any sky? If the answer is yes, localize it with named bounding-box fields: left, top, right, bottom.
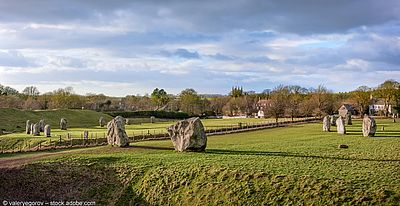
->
left=0, top=0, right=399, bottom=96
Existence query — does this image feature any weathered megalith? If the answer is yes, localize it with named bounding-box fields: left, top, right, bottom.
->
left=322, top=116, right=331, bottom=132
left=167, top=117, right=207, bottom=152
left=345, top=113, right=352, bottom=125
left=336, top=116, right=346, bottom=135
left=38, top=119, right=46, bottom=132
left=30, top=123, right=34, bottom=134
left=44, top=124, right=51, bottom=137
left=330, top=115, right=338, bottom=126
left=60, top=118, right=68, bottom=130
left=32, top=123, right=40, bottom=136
left=26, top=120, right=31, bottom=134
left=125, top=118, right=130, bottom=125
left=99, top=117, right=106, bottom=127
left=106, top=116, right=129, bottom=147
left=362, top=115, right=376, bottom=137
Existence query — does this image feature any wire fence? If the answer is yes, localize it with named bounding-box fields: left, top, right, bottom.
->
left=0, top=117, right=320, bottom=154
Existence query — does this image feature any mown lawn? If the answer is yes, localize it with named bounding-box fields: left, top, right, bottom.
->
left=0, top=119, right=399, bottom=205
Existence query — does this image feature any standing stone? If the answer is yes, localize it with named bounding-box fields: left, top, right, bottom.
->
left=362, top=115, right=376, bottom=137
left=345, top=113, right=352, bottom=125
left=336, top=116, right=346, bottom=135
left=32, top=123, right=40, bottom=136
left=26, top=120, right=31, bottom=134
left=125, top=118, right=130, bottom=125
left=38, top=119, right=46, bottom=132
left=44, top=124, right=51, bottom=137
left=60, top=118, right=68, bottom=130
left=167, top=117, right=207, bottom=152
left=99, top=117, right=106, bottom=127
left=322, top=116, right=331, bottom=132
left=330, top=115, right=338, bottom=126
left=30, top=123, right=34, bottom=135
left=107, top=116, right=129, bottom=147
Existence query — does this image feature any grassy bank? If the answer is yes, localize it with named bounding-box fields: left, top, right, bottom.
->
left=0, top=108, right=113, bottom=132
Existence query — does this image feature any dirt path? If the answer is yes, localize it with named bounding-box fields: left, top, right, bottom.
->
left=0, top=147, right=99, bottom=168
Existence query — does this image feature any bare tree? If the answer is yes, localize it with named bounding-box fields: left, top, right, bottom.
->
left=265, top=85, right=289, bottom=122
left=376, top=80, right=399, bottom=116
left=351, top=86, right=371, bottom=116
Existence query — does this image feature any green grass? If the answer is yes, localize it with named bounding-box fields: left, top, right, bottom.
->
left=1, top=119, right=399, bottom=205
left=0, top=111, right=289, bottom=151
left=0, top=108, right=114, bottom=132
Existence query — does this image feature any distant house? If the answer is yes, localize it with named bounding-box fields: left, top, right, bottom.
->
left=338, top=104, right=355, bottom=117
left=255, top=99, right=272, bottom=118
left=369, top=99, right=392, bottom=116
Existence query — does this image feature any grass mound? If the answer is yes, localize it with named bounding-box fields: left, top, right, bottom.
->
left=0, top=108, right=113, bottom=132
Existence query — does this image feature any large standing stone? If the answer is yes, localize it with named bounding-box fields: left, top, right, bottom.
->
left=167, top=117, right=207, bottom=152
left=107, top=116, right=129, bottom=147
left=336, top=116, right=346, bottom=135
left=44, top=124, right=51, bottom=137
left=32, top=123, right=40, bottom=136
left=99, top=117, right=106, bottom=127
left=38, top=119, right=46, bottom=132
left=60, top=118, right=68, bottom=130
left=322, top=116, right=331, bottom=132
left=330, top=115, right=338, bottom=126
left=30, top=123, right=34, bottom=134
left=362, top=115, right=376, bottom=137
left=345, top=113, right=352, bottom=125
left=26, top=120, right=31, bottom=134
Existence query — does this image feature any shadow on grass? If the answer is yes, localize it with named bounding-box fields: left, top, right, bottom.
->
left=205, top=149, right=400, bottom=162
left=345, top=130, right=400, bottom=137
left=130, top=145, right=174, bottom=151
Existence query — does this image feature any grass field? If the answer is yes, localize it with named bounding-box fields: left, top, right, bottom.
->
left=1, top=119, right=399, bottom=205
left=0, top=108, right=290, bottom=151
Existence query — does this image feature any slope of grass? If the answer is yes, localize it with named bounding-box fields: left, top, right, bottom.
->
left=1, top=119, right=399, bottom=205
left=0, top=108, right=114, bottom=132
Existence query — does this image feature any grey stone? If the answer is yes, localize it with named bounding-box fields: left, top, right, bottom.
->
left=30, top=123, right=34, bottom=135
left=99, top=117, right=106, bottom=127
left=322, top=116, right=330, bottom=132
left=167, top=117, right=207, bottom=152
left=362, top=115, right=376, bottom=137
left=38, top=119, right=46, bottom=132
left=60, top=118, right=68, bottom=130
left=26, top=120, right=31, bottom=134
left=345, top=114, right=352, bottom=125
left=107, top=116, right=129, bottom=147
left=32, top=123, right=40, bottom=136
left=125, top=118, right=130, bottom=125
left=44, top=124, right=51, bottom=137
left=336, top=116, right=346, bottom=135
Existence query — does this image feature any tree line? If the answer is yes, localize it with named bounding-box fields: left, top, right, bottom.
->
left=0, top=80, right=399, bottom=118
